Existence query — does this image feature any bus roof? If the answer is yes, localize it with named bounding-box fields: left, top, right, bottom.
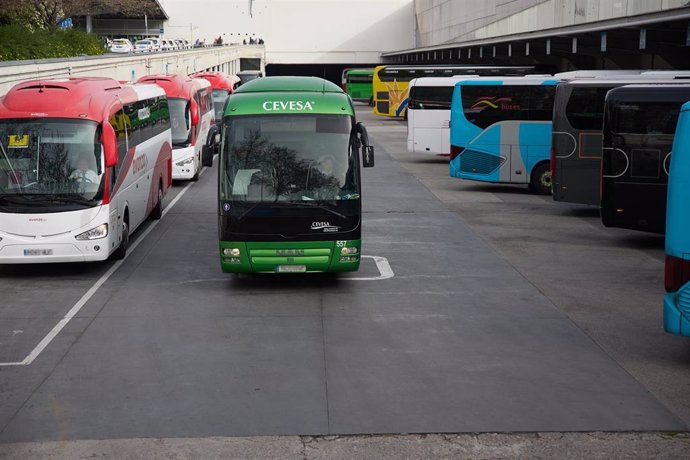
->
left=456, top=77, right=558, bottom=86
left=226, top=76, right=353, bottom=117
left=191, top=71, right=234, bottom=92
left=346, top=68, right=374, bottom=76
left=563, top=77, right=690, bottom=88
left=0, top=77, right=164, bottom=123
left=376, top=65, right=534, bottom=71
left=409, top=76, right=480, bottom=87
left=606, top=83, right=690, bottom=104
left=235, top=76, right=342, bottom=94
left=137, top=74, right=210, bottom=100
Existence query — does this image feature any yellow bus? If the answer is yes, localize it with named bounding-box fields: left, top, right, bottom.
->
left=372, top=65, right=535, bottom=118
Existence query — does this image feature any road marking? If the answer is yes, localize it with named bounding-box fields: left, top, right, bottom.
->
left=345, top=255, right=394, bottom=281
left=0, top=168, right=206, bottom=367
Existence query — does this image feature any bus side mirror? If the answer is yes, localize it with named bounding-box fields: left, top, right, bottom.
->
left=190, top=99, right=199, bottom=126
left=102, top=122, right=118, bottom=168
left=357, top=122, right=375, bottom=168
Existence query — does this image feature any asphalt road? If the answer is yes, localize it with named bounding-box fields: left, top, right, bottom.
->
left=0, top=105, right=689, bottom=446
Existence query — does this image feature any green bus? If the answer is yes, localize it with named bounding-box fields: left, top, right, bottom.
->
left=218, top=76, right=375, bottom=274
left=345, top=69, right=374, bottom=106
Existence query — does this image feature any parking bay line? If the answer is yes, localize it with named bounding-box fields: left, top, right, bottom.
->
left=0, top=169, right=205, bottom=367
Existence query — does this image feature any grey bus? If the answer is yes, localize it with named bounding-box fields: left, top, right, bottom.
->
left=552, top=76, right=689, bottom=206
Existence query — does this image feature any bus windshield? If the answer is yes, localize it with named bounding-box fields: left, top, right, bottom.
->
left=211, top=89, right=230, bottom=122
left=169, top=98, right=191, bottom=146
left=222, top=114, right=359, bottom=202
left=0, top=119, right=104, bottom=208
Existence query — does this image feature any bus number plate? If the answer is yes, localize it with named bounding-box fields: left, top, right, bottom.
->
left=276, top=265, right=306, bottom=273
left=24, top=249, right=53, bottom=256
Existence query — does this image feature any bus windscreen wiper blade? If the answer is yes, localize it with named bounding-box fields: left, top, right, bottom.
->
left=297, top=201, right=346, bottom=220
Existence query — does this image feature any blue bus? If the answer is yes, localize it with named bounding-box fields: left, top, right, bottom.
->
left=664, top=98, right=690, bottom=336
left=449, top=77, right=558, bottom=194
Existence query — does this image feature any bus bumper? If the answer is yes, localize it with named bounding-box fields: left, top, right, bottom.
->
left=172, top=146, right=198, bottom=180
left=219, top=240, right=361, bottom=274
left=0, top=236, right=113, bottom=263
left=664, top=293, right=690, bottom=336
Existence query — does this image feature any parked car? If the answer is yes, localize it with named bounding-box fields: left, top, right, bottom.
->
left=181, top=39, right=191, bottom=49
left=134, top=39, right=154, bottom=53
left=174, top=39, right=185, bottom=50
left=161, top=39, right=174, bottom=51
left=148, top=37, right=162, bottom=51
left=110, top=38, right=133, bottom=54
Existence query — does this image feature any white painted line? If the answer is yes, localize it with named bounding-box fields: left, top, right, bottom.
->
left=0, top=168, right=207, bottom=367
left=345, top=255, right=395, bottom=281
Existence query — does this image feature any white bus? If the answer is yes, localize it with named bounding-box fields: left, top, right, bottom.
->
left=407, top=76, right=478, bottom=155
left=0, top=77, right=173, bottom=263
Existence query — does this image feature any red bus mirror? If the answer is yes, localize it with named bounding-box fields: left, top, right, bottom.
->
left=190, top=99, right=199, bottom=126
left=102, top=122, right=118, bottom=168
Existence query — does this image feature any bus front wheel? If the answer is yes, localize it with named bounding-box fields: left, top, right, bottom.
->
left=368, top=97, right=374, bottom=107
left=530, top=163, right=552, bottom=195
left=110, top=218, right=129, bottom=260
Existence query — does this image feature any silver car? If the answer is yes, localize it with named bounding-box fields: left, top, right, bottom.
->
left=134, top=39, right=154, bottom=53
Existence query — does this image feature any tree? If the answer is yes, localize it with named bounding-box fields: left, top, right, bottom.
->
left=2, top=0, right=161, bottom=31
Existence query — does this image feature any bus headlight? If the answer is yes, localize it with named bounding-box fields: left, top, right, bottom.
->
left=176, top=157, right=194, bottom=167
left=340, top=246, right=358, bottom=255
left=222, top=248, right=241, bottom=257
left=75, top=223, right=108, bottom=240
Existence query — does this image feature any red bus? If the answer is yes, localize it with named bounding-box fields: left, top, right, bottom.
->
left=0, top=77, right=172, bottom=262
left=191, top=71, right=234, bottom=166
left=137, top=74, right=215, bottom=181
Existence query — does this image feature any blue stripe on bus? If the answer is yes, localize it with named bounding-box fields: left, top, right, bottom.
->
left=395, top=98, right=409, bottom=117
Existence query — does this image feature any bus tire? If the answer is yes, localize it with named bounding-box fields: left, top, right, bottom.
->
left=150, top=182, right=163, bottom=220
left=368, top=97, right=374, bottom=107
left=110, top=217, right=129, bottom=260
left=202, top=145, right=213, bottom=167
left=191, top=156, right=200, bottom=182
left=530, top=162, right=552, bottom=195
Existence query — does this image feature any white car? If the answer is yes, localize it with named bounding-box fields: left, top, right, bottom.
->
left=162, top=39, right=176, bottom=51
left=147, top=38, right=162, bottom=52
left=174, top=39, right=185, bottom=50
left=181, top=39, right=191, bottom=49
left=110, top=39, right=133, bottom=54
left=134, top=39, right=154, bottom=53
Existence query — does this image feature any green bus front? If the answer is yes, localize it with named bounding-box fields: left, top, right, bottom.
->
left=217, top=77, right=374, bottom=273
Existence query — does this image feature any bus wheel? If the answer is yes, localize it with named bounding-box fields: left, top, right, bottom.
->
left=150, top=183, right=163, bottom=220
left=191, top=156, right=200, bottom=182
left=530, top=163, right=552, bottom=195
left=368, top=97, right=374, bottom=107
left=110, top=219, right=129, bottom=260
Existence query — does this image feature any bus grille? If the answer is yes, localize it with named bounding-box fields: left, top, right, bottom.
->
left=459, top=151, right=505, bottom=175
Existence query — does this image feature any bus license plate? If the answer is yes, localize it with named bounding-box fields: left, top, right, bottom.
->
left=24, top=249, right=53, bottom=256
left=276, top=265, right=306, bottom=273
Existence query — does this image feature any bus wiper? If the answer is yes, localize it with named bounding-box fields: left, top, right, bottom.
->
left=235, top=201, right=263, bottom=222
left=297, top=201, right=347, bottom=220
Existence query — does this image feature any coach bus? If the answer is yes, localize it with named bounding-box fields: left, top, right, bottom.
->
left=664, top=99, right=690, bottom=336
left=138, top=74, right=215, bottom=181
left=552, top=74, right=690, bottom=206
left=345, top=69, right=375, bottom=106
left=217, top=76, right=375, bottom=274
left=192, top=71, right=234, bottom=166
left=373, top=65, right=534, bottom=119
left=407, top=76, right=478, bottom=156
left=601, top=84, right=690, bottom=234
left=0, top=77, right=172, bottom=263
left=449, top=76, right=557, bottom=194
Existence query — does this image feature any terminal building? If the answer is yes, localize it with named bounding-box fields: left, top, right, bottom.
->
left=384, top=0, right=690, bottom=70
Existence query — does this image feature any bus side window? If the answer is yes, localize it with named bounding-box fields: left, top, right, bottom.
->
left=528, top=86, right=556, bottom=121
left=109, top=109, right=129, bottom=182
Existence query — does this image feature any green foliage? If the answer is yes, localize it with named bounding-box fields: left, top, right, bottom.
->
left=0, top=25, right=106, bottom=61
